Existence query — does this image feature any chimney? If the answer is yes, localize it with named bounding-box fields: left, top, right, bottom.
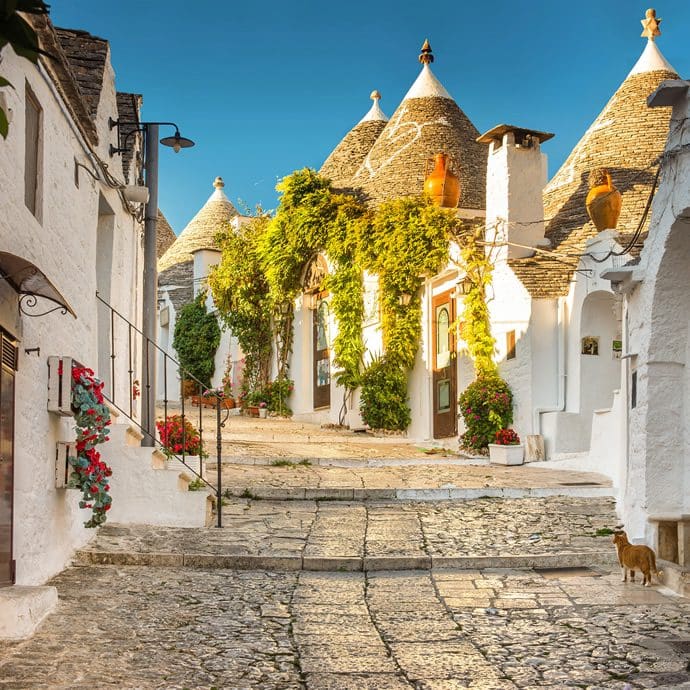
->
left=477, top=125, right=553, bottom=260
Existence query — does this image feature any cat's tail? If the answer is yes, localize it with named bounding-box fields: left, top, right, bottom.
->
left=650, top=551, right=663, bottom=580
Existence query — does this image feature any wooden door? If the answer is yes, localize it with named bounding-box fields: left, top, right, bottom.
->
left=432, top=291, right=457, bottom=438
left=313, top=298, right=331, bottom=409
left=0, top=331, right=17, bottom=586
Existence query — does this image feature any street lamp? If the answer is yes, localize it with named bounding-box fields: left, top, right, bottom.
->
left=110, top=119, right=195, bottom=445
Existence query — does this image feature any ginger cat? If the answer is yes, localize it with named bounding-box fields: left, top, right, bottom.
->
left=612, top=531, right=662, bottom=586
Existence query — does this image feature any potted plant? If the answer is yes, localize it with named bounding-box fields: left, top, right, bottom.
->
left=155, top=414, right=207, bottom=475
left=488, top=428, right=524, bottom=465
left=258, top=401, right=268, bottom=418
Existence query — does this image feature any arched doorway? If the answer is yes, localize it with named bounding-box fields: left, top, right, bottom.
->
left=579, top=290, right=621, bottom=434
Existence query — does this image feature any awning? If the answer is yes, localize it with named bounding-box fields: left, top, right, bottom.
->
left=0, top=252, right=77, bottom=318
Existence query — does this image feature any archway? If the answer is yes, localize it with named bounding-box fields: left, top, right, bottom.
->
left=642, top=212, right=690, bottom=519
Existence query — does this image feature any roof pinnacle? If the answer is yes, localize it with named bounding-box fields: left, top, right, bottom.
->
left=370, top=89, right=381, bottom=102
left=641, top=8, right=662, bottom=41
left=213, top=176, right=225, bottom=189
left=419, top=39, right=434, bottom=65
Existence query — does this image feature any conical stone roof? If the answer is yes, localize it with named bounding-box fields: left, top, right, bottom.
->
left=158, top=177, right=237, bottom=275
left=511, top=26, right=678, bottom=298
left=156, top=210, right=176, bottom=259
left=351, top=42, right=487, bottom=209
left=319, top=91, right=388, bottom=189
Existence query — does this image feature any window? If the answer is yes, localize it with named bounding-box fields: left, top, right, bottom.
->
left=506, top=330, right=516, bottom=360
left=24, top=84, right=42, bottom=217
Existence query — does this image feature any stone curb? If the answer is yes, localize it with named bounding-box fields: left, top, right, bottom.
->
left=223, top=486, right=614, bottom=501
left=213, top=456, right=480, bottom=468
left=74, top=550, right=618, bottom=572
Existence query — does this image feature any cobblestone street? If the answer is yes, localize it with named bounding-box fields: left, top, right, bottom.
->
left=1, top=565, right=689, bottom=689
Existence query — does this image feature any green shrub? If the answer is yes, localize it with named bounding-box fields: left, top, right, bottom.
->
left=359, top=356, right=411, bottom=431
left=172, top=292, right=221, bottom=389
left=459, top=376, right=513, bottom=453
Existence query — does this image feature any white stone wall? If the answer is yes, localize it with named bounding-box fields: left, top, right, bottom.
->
left=0, top=49, right=143, bottom=585
left=622, top=85, right=690, bottom=542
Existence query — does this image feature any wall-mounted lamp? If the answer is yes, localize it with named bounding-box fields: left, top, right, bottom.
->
left=455, top=275, right=473, bottom=296
left=398, top=293, right=412, bottom=306
left=279, top=301, right=292, bottom=315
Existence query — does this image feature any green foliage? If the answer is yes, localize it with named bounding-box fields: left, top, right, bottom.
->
left=361, top=196, right=456, bottom=371
left=172, top=292, right=220, bottom=389
left=459, top=229, right=497, bottom=377
left=0, top=0, right=50, bottom=139
left=209, top=216, right=273, bottom=392
left=210, top=169, right=458, bottom=432
left=359, top=356, right=411, bottom=431
left=458, top=376, right=513, bottom=453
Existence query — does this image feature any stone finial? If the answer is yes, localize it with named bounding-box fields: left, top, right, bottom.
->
left=213, top=176, right=225, bottom=189
left=641, top=8, right=662, bottom=41
left=370, top=90, right=382, bottom=102
left=419, top=39, right=434, bottom=65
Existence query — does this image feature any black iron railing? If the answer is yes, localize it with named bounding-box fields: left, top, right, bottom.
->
left=96, top=292, right=226, bottom=527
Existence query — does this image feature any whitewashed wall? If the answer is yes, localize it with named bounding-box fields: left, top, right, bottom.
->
left=0, top=48, right=143, bottom=585
left=620, top=83, right=690, bottom=543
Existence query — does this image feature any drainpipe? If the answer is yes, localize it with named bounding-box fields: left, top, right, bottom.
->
left=533, top=296, right=566, bottom=436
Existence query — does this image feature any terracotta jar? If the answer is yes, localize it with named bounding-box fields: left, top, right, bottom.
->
left=424, top=153, right=461, bottom=208
left=585, top=168, right=622, bottom=232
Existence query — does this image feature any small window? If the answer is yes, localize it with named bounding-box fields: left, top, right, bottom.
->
left=24, top=83, right=42, bottom=217
left=631, top=370, right=637, bottom=409
left=506, top=330, right=516, bottom=360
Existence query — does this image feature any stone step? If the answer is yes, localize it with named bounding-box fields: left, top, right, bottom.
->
left=74, top=495, right=621, bottom=573
left=74, top=548, right=618, bottom=572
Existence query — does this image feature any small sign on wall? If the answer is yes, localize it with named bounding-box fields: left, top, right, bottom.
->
left=581, top=336, right=599, bottom=356
left=612, top=339, right=622, bottom=360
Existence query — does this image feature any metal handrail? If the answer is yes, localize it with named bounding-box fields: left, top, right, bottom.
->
left=95, top=292, right=226, bottom=527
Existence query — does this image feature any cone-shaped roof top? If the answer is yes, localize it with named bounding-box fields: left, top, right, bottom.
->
left=319, top=91, right=389, bottom=189
left=511, top=16, right=678, bottom=298
left=156, top=210, right=176, bottom=259
left=351, top=41, right=486, bottom=208
left=158, top=177, right=237, bottom=275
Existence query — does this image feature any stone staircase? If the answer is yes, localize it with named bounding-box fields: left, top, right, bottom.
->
left=99, top=408, right=213, bottom=528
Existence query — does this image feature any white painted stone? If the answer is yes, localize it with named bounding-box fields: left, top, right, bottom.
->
left=403, top=64, right=452, bottom=101
left=627, top=39, right=676, bottom=77
left=0, top=586, right=57, bottom=640
left=0, top=44, right=144, bottom=586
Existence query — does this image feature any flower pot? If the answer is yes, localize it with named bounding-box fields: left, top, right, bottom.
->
left=165, top=455, right=202, bottom=476
left=258, top=408, right=267, bottom=418
left=222, top=397, right=236, bottom=409
left=488, top=444, right=524, bottom=466
left=247, top=406, right=259, bottom=417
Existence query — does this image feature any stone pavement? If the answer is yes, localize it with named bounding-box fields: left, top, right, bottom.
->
left=1, top=564, right=689, bottom=689
left=75, top=496, right=620, bottom=571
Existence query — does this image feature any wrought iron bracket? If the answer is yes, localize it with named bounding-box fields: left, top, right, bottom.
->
left=18, top=293, right=69, bottom=318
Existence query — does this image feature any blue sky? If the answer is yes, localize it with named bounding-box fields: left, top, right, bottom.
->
left=51, top=1, right=690, bottom=234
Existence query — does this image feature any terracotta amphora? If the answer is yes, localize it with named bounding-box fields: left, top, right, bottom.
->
left=424, top=153, right=461, bottom=208
left=585, top=168, right=622, bottom=232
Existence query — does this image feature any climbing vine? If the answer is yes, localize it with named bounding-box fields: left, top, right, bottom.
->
left=209, top=216, right=273, bottom=393
left=457, top=225, right=498, bottom=378
left=210, top=169, right=458, bottom=430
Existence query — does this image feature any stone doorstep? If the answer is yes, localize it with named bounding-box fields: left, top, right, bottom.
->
left=0, top=586, right=58, bottom=641
left=73, top=549, right=618, bottom=573
left=658, top=559, right=690, bottom=598
left=223, top=486, right=615, bottom=501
